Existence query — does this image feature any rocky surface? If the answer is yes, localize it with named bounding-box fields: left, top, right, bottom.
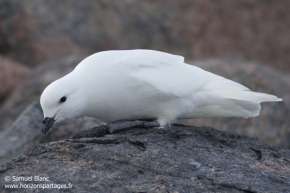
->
left=0, top=125, right=289, bottom=193
left=0, top=0, right=289, bottom=71
left=0, top=101, right=101, bottom=163
left=0, top=55, right=86, bottom=131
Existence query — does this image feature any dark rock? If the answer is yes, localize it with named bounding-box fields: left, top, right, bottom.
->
left=69, top=125, right=109, bottom=139
left=0, top=125, right=289, bottom=192
left=0, top=101, right=101, bottom=163
left=0, top=55, right=86, bottom=131
left=0, top=102, right=43, bottom=163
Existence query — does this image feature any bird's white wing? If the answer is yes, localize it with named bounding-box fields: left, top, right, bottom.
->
left=77, top=49, right=281, bottom=102
left=111, top=50, right=254, bottom=98
left=126, top=50, right=281, bottom=102
left=103, top=50, right=211, bottom=97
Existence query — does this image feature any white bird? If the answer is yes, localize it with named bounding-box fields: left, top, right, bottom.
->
left=40, top=50, right=282, bottom=134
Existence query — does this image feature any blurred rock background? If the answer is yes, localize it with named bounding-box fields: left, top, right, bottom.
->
left=0, top=0, right=289, bottom=162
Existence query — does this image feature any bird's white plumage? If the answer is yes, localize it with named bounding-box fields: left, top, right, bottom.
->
left=40, top=49, right=282, bottom=126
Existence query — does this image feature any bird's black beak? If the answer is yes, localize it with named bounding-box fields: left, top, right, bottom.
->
left=42, top=117, right=55, bottom=135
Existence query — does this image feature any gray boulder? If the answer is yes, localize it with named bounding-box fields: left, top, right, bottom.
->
left=0, top=125, right=289, bottom=192
left=0, top=55, right=86, bottom=131
left=0, top=101, right=101, bottom=163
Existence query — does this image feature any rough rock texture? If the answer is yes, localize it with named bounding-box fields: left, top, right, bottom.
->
left=184, top=59, right=290, bottom=148
left=0, top=101, right=101, bottom=163
left=0, top=55, right=30, bottom=104
left=0, top=0, right=290, bottom=71
left=0, top=55, right=86, bottom=131
left=0, top=126, right=289, bottom=192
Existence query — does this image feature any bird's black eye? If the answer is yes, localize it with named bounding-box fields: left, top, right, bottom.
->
left=59, top=96, right=66, bottom=103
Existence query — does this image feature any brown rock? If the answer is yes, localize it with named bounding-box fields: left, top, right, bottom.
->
left=0, top=55, right=30, bottom=104
left=0, top=0, right=290, bottom=71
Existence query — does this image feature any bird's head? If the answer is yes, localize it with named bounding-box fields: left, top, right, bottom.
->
left=40, top=77, right=86, bottom=135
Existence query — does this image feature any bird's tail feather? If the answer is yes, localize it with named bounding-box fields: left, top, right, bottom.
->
left=211, top=90, right=282, bottom=102
left=232, top=99, right=260, bottom=117
left=192, top=90, right=282, bottom=118
left=211, top=89, right=282, bottom=118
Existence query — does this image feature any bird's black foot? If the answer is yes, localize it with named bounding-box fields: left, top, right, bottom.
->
left=108, top=120, right=160, bottom=133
